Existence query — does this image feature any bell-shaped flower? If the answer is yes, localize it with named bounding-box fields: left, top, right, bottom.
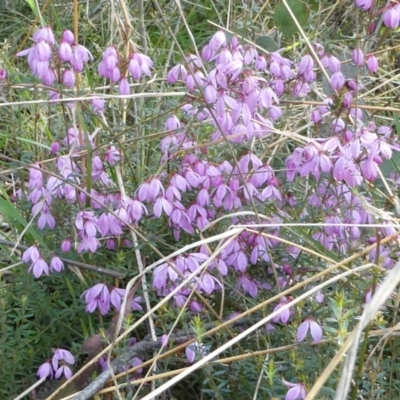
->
left=282, top=378, right=307, bottom=400
left=81, top=283, right=110, bottom=315
left=296, top=317, right=323, bottom=343
left=37, top=361, right=53, bottom=379
left=383, top=6, right=400, bottom=29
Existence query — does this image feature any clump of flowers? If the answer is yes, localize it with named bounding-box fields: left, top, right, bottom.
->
left=37, top=348, right=75, bottom=380
left=13, top=10, right=400, bottom=398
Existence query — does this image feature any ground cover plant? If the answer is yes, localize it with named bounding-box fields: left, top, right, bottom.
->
left=2, top=0, right=400, bottom=399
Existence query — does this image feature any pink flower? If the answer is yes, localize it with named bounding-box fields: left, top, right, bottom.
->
left=352, top=48, right=364, bottom=66
left=330, top=71, right=345, bottom=91
left=29, top=257, right=50, bottom=278
left=185, top=341, right=207, bottom=363
left=61, top=29, right=74, bottom=44
left=33, top=26, right=55, bottom=45
left=161, top=334, right=169, bottom=347
left=272, top=296, right=292, bottom=324
left=153, top=262, right=178, bottom=289
left=52, top=349, right=75, bottom=369
left=37, top=361, right=53, bottom=379
left=61, top=239, right=72, bottom=253
left=105, top=146, right=121, bottom=165
left=91, top=97, right=106, bottom=114
left=51, top=348, right=75, bottom=380
left=296, top=318, right=323, bottom=343
left=50, top=256, right=64, bottom=272
left=298, top=54, right=314, bottom=75
left=355, top=0, right=373, bottom=11
left=81, top=283, right=110, bottom=315
left=383, top=6, right=400, bottom=29
left=209, top=31, right=226, bottom=52
left=366, top=55, right=378, bottom=73
left=59, top=42, right=73, bottom=62
left=62, top=69, right=75, bottom=88
left=22, top=245, right=40, bottom=263
left=119, top=77, right=130, bottom=95
left=282, top=378, right=307, bottom=400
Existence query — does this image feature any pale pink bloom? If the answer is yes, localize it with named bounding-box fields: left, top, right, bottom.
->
left=352, top=48, right=364, bottom=66
left=185, top=341, right=207, bottom=363
left=37, top=361, right=53, bottom=379
left=50, top=256, right=64, bottom=272
left=296, top=318, right=323, bottom=343
left=22, top=245, right=40, bottom=263
left=29, top=257, right=50, bottom=278
left=272, top=296, right=291, bottom=324
left=33, top=26, right=55, bottom=44
left=366, top=55, right=378, bottom=73
left=383, top=6, right=400, bottom=29
left=209, top=31, right=226, bottom=52
left=282, top=378, right=307, bottom=400
left=355, top=0, right=373, bottom=11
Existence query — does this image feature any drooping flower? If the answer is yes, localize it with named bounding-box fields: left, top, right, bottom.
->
left=282, top=378, right=307, bottom=400
left=296, top=317, right=323, bottom=343
left=354, top=0, right=373, bottom=11
left=37, top=361, right=53, bottom=379
left=81, top=283, right=111, bottom=315
left=185, top=341, right=207, bottom=363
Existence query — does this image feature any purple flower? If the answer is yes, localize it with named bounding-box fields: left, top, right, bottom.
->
left=383, top=6, right=400, bottom=29
left=330, top=71, right=345, bottom=91
left=298, top=54, right=314, bottom=75
left=71, top=44, right=93, bottom=72
left=161, top=334, right=169, bottom=347
left=296, top=317, right=323, bottom=343
left=355, top=0, right=373, bottom=11
left=129, top=52, right=153, bottom=79
left=37, top=208, right=56, bottom=230
left=209, top=31, right=226, bottom=52
left=62, top=69, right=75, bottom=88
left=61, top=29, right=74, bottom=44
left=50, top=256, right=64, bottom=273
left=81, top=283, right=110, bottom=315
left=153, top=262, right=178, bottom=289
left=90, top=97, right=106, bottom=114
left=59, top=42, right=73, bottom=62
left=366, top=55, right=378, bottom=73
left=33, top=26, right=55, bottom=45
left=272, top=296, right=292, bottom=324
left=352, top=48, right=364, bottom=66
left=61, top=239, right=72, bottom=253
left=185, top=341, right=207, bottom=363
left=282, top=378, right=307, bottom=400
left=119, top=77, right=130, bottom=95
left=75, top=211, right=98, bottom=237
left=22, top=245, right=40, bottom=263
left=104, top=146, right=121, bottom=165
left=52, top=349, right=75, bottom=370
left=110, top=287, right=126, bottom=311
left=37, top=361, right=53, bottom=379
left=55, top=365, right=73, bottom=379
left=28, top=257, right=50, bottom=278
left=0, top=69, right=6, bottom=80
left=50, top=141, right=60, bottom=154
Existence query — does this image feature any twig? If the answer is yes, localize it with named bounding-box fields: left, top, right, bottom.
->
left=0, top=238, right=125, bottom=279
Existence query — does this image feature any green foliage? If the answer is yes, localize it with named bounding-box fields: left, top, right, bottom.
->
left=1, top=0, right=400, bottom=399
left=274, top=0, right=310, bottom=36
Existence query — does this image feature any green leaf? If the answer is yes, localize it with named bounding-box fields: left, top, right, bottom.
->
left=0, top=132, right=51, bottom=151
left=274, top=0, right=310, bottom=36
left=255, top=35, right=278, bottom=52
left=0, top=196, right=48, bottom=250
left=25, top=0, right=40, bottom=18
